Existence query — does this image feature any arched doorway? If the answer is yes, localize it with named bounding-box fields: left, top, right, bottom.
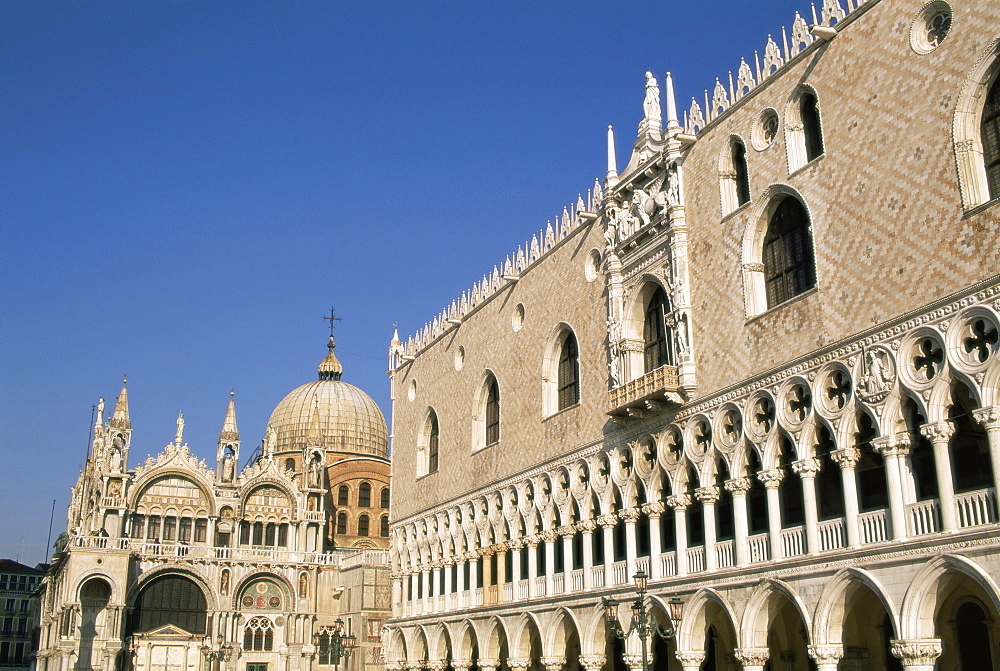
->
left=129, top=574, right=208, bottom=671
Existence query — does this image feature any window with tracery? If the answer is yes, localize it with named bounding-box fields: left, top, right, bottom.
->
left=763, top=196, right=816, bottom=308
left=557, top=331, right=580, bottom=410
left=243, top=617, right=273, bottom=651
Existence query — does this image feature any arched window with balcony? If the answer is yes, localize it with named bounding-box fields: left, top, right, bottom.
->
left=644, top=286, right=673, bottom=373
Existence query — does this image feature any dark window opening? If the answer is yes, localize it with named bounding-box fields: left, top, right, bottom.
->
left=733, top=140, right=750, bottom=206
left=557, top=332, right=581, bottom=410
left=763, top=196, right=816, bottom=308
left=485, top=377, right=500, bottom=446
left=643, top=286, right=672, bottom=372
left=802, top=92, right=824, bottom=161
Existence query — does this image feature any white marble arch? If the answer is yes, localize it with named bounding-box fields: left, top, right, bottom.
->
left=675, top=587, right=740, bottom=653
left=899, top=553, right=1000, bottom=640
left=811, top=567, right=899, bottom=646
left=385, top=627, right=408, bottom=662
left=481, top=615, right=510, bottom=660
left=540, top=606, right=583, bottom=658
left=425, top=621, right=451, bottom=663
left=952, top=37, right=1000, bottom=210
left=576, top=602, right=611, bottom=657
left=739, top=578, right=812, bottom=649
left=451, top=618, right=479, bottom=661
left=71, top=571, right=123, bottom=608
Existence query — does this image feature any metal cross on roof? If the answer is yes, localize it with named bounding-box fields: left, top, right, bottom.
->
left=323, top=307, right=343, bottom=338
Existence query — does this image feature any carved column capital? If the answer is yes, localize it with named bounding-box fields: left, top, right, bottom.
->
left=450, top=660, right=473, bottom=671
left=973, top=405, right=1000, bottom=430
left=724, top=476, right=751, bottom=494
left=576, top=519, right=598, bottom=533
left=404, top=662, right=425, bottom=671
left=541, top=529, right=559, bottom=544
left=618, top=507, right=642, bottom=522
left=507, top=658, right=532, bottom=671
left=807, top=645, right=844, bottom=666
left=666, top=493, right=692, bottom=510
left=539, top=657, right=566, bottom=671
left=597, top=514, right=619, bottom=528
left=734, top=647, right=770, bottom=666
left=641, top=501, right=667, bottom=516
left=523, top=534, right=541, bottom=548
left=508, top=538, right=524, bottom=551
left=889, top=639, right=942, bottom=668
left=621, top=654, right=647, bottom=670
left=477, top=659, right=500, bottom=671
left=577, top=655, right=606, bottom=671
left=757, top=468, right=784, bottom=488
left=674, top=651, right=706, bottom=668
left=919, top=421, right=955, bottom=443
left=556, top=524, right=576, bottom=537
left=425, top=661, right=447, bottom=671
left=872, top=433, right=912, bottom=457
left=829, top=447, right=860, bottom=469
left=694, top=486, right=719, bottom=503
left=792, top=457, right=821, bottom=478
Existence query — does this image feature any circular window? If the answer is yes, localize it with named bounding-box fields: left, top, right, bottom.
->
left=752, top=108, right=780, bottom=150
left=910, top=1, right=952, bottom=54
left=454, top=345, right=465, bottom=371
left=585, top=248, right=601, bottom=282
left=512, top=303, right=525, bottom=332
left=407, top=379, right=417, bottom=402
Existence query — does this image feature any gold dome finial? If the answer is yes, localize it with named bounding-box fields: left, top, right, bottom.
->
left=318, top=336, right=343, bottom=381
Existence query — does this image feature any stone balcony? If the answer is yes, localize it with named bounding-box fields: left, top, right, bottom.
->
left=608, top=364, right=682, bottom=418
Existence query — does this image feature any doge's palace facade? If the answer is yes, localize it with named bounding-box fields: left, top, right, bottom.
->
left=386, top=2, right=1000, bottom=670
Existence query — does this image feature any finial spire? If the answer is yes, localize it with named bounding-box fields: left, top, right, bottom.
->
left=307, top=395, right=322, bottom=444
left=110, top=376, right=130, bottom=430
left=220, top=391, right=239, bottom=442
left=665, top=71, right=680, bottom=131
left=606, top=125, right=619, bottom=183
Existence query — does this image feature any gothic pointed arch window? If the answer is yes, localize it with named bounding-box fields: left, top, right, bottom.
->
left=762, top=196, right=816, bottom=309
left=243, top=617, right=273, bottom=651
left=417, top=409, right=439, bottom=476
left=543, top=326, right=581, bottom=416
left=720, top=137, right=751, bottom=215
left=643, top=286, right=672, bottom=372
left=953, top=42, right=1000, bottom=209
left=484, top=374, right=500, bottom=446
left=785, top=86, right=825, bottom=173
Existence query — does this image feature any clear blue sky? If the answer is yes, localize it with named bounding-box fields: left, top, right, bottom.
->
left=2, top=0, right=807, bottom=564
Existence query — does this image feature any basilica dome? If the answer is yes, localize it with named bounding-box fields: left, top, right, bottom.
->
left=266, top=338, right=388, bottom=458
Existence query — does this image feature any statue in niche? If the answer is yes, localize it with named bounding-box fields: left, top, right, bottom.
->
left=308, top=455, right=322, bottom=488
left=107, top=480, right=122, bottom=498
left=108, top=445, right=122, bottom=473
left=643, top=71, right=661, bottom=122
left=674, top=313, right=690, bottom=361
left=299, top=573, right=308, bottom=598
left=666, top=163, right=680, bottom=207
left=222, top=452, right=235, bottom=482
left=858, top=347, right=895, bottom=402
left=220, top=569, right=230, bottom=596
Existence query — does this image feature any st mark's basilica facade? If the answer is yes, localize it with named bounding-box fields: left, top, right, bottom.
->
left=35, top=340, right=392, bottom=671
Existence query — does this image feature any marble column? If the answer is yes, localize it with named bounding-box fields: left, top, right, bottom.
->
left=557, top=525, right=575, bottom=594
left=724, top=477, right=751, bottom=565
left=972, top=405, right=1000, bottom=504
left=619, top=508, right=640, bottom=580
left=920, top=422, right=957, bottom=531
left=641, top=502, right=665, bottom=578
left=890, top=638, right=942, bottom=671
left=543, top=529, right=558, bottom=596
left=666, top=495, right=690, bottom=575
left=509, top=539, right=524, bottom=600
left=758, top=469, right=784, bottom=560
left=598, top=515, right=618, bottom=586
left=577, top=520, right=596, bottom=590
left=694, top=486, right=719, bottom=571
left=830, top=447, right=861, bottom=546
left=442, top=559, right=453, bottom=610
left=791, top=458, right=821, bottom=553
left=872, top=435, right=911, bottom=540
left=526, top=536, right=540, bottom=598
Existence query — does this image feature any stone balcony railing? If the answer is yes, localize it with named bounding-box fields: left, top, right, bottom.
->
left=69, top=535, right=343, bottom=565
left=608, top=364, right=681, bottom=417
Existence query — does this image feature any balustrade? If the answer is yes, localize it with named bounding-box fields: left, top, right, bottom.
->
left=659, top=552, right=676, bottom=577
left=552, top=573, right=564, bottom=593
left=907, top=500, right=940, bottom=536
left=686, top=547, right=705, bottom=573
left=715, top=540, right=734, bottom=568
left=780, top=526, right=805, bottom=557
left=533, top=576, right=547, bottom=597
left=591, top=566, right=605, bottom=589
left=747, top=533, right=769, bottom=562
left=517, top=579, right=529, bottom=601
left=571, top=569, right=584, bottom=591
left=612, top=560, right=628, bottom=585
left=859, top=509, right=888, bottom=544
left=817, top=519, right=845, bottom=552
left=956, top=488, right=997, bottom=527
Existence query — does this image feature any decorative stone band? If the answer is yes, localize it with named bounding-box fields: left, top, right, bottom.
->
left=889, top=639, right=942, bottom=668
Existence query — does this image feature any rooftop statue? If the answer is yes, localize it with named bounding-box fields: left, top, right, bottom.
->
left=643, top=71, right=661, bottom=123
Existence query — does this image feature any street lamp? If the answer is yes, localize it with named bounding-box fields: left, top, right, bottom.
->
left=201, top=635, right=235, bottom=671
left=601, top=571, right=683, bottom=671
left=313, top=618, right=358, bottom=669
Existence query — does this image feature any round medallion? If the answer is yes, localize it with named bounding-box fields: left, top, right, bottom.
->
left=242, top=595, right=254, bottom=607
left=269, top=596, right=281, bottom=609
